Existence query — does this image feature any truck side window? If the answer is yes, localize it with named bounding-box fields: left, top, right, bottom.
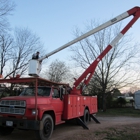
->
left=52, top=89, right=59, bottom=98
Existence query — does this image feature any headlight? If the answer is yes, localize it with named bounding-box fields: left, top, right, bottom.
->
left=32, top=109, right=38, bottom=115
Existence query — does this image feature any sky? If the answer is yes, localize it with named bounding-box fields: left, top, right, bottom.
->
left=9, top=0, right=140, bottom=63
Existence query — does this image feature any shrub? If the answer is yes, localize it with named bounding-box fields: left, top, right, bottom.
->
left=117, top=97, right=127, bottom=107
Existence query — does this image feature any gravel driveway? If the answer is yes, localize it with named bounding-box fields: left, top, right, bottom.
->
left=1, top=116, right=140, bottom=140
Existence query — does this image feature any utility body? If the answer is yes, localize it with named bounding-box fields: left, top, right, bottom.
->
left=0, top=6, right=140, bottom=140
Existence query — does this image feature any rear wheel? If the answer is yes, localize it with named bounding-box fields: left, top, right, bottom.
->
left=82, top=109, right=90, bottom=125
left=36, top=114, right=54, bottom=140
left=0, top=126, right=14, bottom=136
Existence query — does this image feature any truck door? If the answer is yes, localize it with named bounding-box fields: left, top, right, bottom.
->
left=51, top=88, right=63, bottom=123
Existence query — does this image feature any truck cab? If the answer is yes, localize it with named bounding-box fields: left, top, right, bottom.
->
left=0, top=85, right=64, bottom=118
left=0, top=77, right=68, bottom=138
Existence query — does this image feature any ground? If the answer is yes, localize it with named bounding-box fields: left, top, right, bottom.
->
left=0, top=116, right=140, bottom=140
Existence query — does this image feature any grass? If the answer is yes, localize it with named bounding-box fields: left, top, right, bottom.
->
left=97, top=107, right=140, bottom=117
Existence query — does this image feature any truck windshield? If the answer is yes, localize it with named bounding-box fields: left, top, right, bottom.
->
left=19, top=87, right=51, bottom=96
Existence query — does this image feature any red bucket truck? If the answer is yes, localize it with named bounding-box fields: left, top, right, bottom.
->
left=0, top=6, right=140, bottom=140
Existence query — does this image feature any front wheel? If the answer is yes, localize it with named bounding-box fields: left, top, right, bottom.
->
left=36, top=114, right=54, bottom=140
left=0, top=126, right=14, bottom=136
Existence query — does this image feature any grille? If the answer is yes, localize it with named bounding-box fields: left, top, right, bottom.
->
left=0, top=100, right=26, bottom=107
left=0, top=107, right=25, bottom=115
left=0, top=100, right=26, bottom=115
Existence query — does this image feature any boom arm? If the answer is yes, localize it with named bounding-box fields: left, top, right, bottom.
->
left=38, top=7, right=136, bottom=62
left=73, top=6, right=140, bottom=91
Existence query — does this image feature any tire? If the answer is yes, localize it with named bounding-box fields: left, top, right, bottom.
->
left=82, top=109, right=90, bottom=125
left=0, top=126, right=14, bottom=136
left=36, top=114, right=54, bottom=140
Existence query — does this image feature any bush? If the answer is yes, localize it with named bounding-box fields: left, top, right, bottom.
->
left=117, top=97, right=127, bottom=107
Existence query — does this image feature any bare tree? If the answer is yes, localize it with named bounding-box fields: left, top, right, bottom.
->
left=4, top=27, right=43, bottom=78
left=45, top=59, right=70, bottom=83
left=0, top=0, right=15, bottom=77
left=0, top=0, right=15, bottom=31
left=0, top=33, right=13, bottom=75
left=71, top=21, right=140, bottom=111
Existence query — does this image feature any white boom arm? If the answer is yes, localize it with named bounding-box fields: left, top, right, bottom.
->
left=28, top=6, right=140, bottom=77
left=39, top=12, right=129, bottom=61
